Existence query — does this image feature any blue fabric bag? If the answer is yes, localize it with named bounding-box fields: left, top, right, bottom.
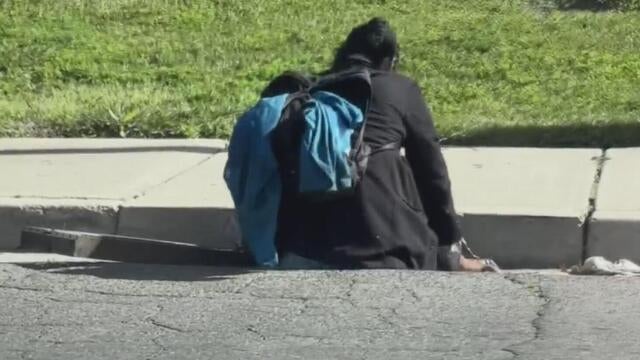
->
left=299, top=91, right=364, bottom=193
left=223, top=94, right=288, bottom=267
left=224, top=70, right=372, bottom=267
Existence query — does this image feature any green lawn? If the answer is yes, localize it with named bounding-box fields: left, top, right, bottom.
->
left=1, top=0, right=639, bottom=146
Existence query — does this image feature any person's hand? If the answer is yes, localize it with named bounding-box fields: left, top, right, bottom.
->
left=458, top=256, right=501, bottom=272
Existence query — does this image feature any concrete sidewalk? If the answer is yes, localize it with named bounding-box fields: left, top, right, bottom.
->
left=1, top=138, right=638, bottom=268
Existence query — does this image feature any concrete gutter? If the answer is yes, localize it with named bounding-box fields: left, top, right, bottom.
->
left=1, top=138, right=638, bottom=269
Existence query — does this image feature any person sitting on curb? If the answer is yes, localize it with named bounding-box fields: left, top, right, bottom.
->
left=271, top=18, right=498, bottom=272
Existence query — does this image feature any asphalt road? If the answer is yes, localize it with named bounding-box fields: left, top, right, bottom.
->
left=1, top=263, right=640, bottom=360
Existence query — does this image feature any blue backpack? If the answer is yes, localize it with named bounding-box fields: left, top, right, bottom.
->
left=270, top=69, right=376, bottom=197
left=224, top=69, right=386, bottom=266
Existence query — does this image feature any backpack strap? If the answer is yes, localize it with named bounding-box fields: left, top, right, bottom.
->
left=311, top=68, right=372, bottom=116
left=311, top=68, right=373, bottom=154
left=282, top=91, right=311, bottom=110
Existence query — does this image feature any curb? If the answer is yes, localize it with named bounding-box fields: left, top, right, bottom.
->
left=0, top=138, right=228, bottom=250
left=444, top=147, right=601, bottom=268
left=1, top=140, right=639, bottom=268
left=586, top=148, right=640, bottom=262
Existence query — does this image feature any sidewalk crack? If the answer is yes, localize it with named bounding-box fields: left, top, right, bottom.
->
left=580, top=150, right=609, bottom=264
left=126, top=155, right=215, bottom=202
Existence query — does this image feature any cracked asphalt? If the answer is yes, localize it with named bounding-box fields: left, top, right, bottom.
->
left=1, top=264, right=640, bottom=360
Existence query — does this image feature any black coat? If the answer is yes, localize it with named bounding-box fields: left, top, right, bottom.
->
left=276, top=70, right=461, bottom=270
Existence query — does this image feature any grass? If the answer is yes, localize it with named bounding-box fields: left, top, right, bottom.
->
left=0, top=0, right=639, bottom=146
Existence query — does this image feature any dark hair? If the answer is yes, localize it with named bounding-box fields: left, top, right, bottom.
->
left=331, top=17, right=399, bottom=71
left=260, top=71, right=313, bottom=98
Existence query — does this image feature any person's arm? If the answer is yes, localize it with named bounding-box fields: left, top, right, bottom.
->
left=403, top=82, right=461, bottom=247
left=403, top=82, right=500, bottom=272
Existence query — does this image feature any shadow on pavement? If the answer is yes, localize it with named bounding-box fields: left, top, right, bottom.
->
left=443, top=123, right=640, bottom=148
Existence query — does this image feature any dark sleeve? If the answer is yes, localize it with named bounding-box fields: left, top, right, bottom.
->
left=403, top=82, right=462, bottom=246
